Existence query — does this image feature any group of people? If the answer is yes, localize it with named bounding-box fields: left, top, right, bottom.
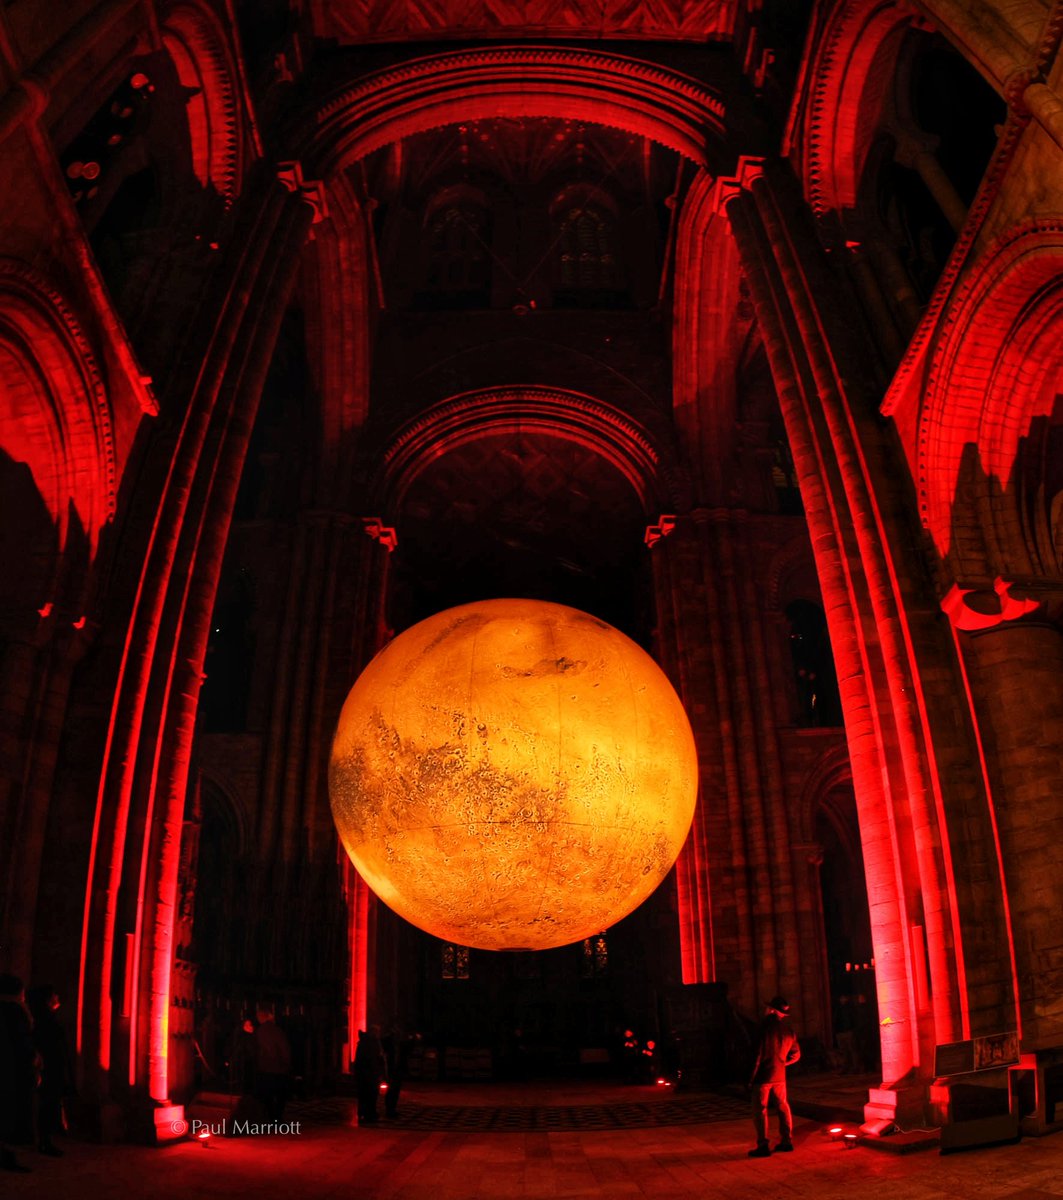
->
left=218, top=1004, right=295, bottom=1121
left=353, top=1024, right=414, bottom=1125
left=4, top=978, right=813, bottom=1162
left=1, top=973, right=71, bottom=1173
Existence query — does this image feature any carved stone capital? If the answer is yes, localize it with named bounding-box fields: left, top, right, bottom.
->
left=362, top=517, right=398, bottom=552
left=277, top=161, right=328, bottom=223
left=941, top=577, right=1041, bottom=632
left=644, top=515, right=676, bottom=549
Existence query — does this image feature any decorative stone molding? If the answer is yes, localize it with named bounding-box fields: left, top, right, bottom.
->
left=0, top=257, right=117, bottom=530
left=378, top=386, right=667, bottom=515
left=915, top=220, right=1063, bottom=568
left=162, top=1, right=245, bottom=206
left=309, top=0, right=740, bottom=45
left=794, top=0, right=915, bottom=220
left=299, top=45, right=726, bottom=172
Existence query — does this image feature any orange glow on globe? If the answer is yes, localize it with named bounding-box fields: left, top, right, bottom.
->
left=329, top=598, right=698, bottom=951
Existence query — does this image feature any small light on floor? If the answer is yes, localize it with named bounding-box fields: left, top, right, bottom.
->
left=827, top=1125, right=844, bottom=1141
left=379, top=1081, right=389, bottom=1093
left=196, top=1127, right=211, bottom=1145
left=656, top=1078, right=672, bottom=1087
left=842, top=1133, right=859, bottom=1149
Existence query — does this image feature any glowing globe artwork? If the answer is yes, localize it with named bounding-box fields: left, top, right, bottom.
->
left=328, top=598, right=699, bottom=951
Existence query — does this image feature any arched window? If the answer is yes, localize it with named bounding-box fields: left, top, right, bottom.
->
left=418, top=186, right=491, bottom=308
left=786, top=600, right=842, bottom=728
left=856, top=34, right=1005, bottom=309
left=550, top=185, right=626, bottom=308
left=581, top=930, right=609, bottom=978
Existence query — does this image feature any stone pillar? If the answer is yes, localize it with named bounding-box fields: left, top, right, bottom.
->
left=74, top=166, right=322, bottom=1114
left=963, top=616, right=1063, bottom=1049
left=892, top=128, right=969, bottom=235
left=722, top=158, right=957, bottom=1090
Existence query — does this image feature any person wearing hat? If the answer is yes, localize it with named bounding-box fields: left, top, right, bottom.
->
left=747, top=995, right=801, bottom=1158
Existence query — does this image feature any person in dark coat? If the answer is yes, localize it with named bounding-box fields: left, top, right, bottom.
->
left=1, top=974, right=37, bottom=1173
left=747, top=995, right=801, bottom=1158
left=252, top=1005, right=292, bottom=1121
left=380, top=1026, right=413, bottom=1119
left=354, top=1026, right=387, bottom=1125
left=26, top=986, right=70, bottom=1156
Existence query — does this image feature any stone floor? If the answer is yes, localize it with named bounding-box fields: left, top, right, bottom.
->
left=5, top=1078, right=1062, bottom=1199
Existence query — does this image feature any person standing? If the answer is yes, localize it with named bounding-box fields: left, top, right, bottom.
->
left=27, top=986, right=71, bottom=1157
left=354, top=1026, right=387, bottom=1125
left=834, top=993, right=859, bottom=1074
left=747, top=995, right=801, bottom=1158
left=252, top=1005, right=292, bottom=1121
left=381, top=1026, right=414, bottom=1119
left=1, top=974, right=36, bottom=1173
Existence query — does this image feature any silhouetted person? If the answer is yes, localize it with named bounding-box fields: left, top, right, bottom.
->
left=354, top=1026, right=386, bottom=1125
left=640, top=1038, right=659, bottom=1084
left=253, top=1005, right=291, bottom=1120
left=229, top=1015, right=257, bottom=1094
left=381, top=1027, right=414, bottom=1118
left=1, top=974, right=36, bottom=1173
left=748, top=995, right=801, bottom=1158
left=834, top=994, right=858, bottom=1074
left=621, top=1028, right=640, bottom=1083
left=27, top=986, right=70, bottom=1157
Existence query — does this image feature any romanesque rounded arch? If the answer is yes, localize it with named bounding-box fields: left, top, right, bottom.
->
left=919, top=221, right=1063, bottom=575
left=0, top=258, right=115, bottom=553
left=796, top=0, right=915, bottom=219
left=302, top=46, right=726, bottom=174
left=161, top=0, right=246, bottom=205
left=797, top=744, right=856, bottom=849
left=375, top=385, right=673, bottom=517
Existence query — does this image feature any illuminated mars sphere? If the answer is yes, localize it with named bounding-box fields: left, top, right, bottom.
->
left=329, top=597, right=698, bottom=951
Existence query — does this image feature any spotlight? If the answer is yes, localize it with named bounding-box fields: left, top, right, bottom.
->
left=196, top=1127, right=211, bottom=1146
left=842, top=1133, right=859, bottom=1150
left=827, top=1125, right=844, bottom=1141
left=655, top=1078, right=672, bottom=1087
left=379, top=1081, right=389, bottom=1094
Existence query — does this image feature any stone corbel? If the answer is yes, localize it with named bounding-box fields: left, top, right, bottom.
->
left=941, top=577, right=1041, bottom=631
left=277, top=160, right=329, bottom=226
left=362, top=517, right=398, bottom=552
left=644, top=515, right=676, bottom=549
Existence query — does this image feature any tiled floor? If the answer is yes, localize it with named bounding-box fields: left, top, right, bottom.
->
left=4, top=1079, right=1062, bottom=1199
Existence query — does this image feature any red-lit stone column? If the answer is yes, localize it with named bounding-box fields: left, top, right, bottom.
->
left=137, top=179, right=323, bottom=1105
left=76, top=167, right=321, bottom=1114
left=722, top=168, right=926, bottom=1089
left=649, top=516, right=719, bottom=986
left=957, top=606, right=1063, bottom=1049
